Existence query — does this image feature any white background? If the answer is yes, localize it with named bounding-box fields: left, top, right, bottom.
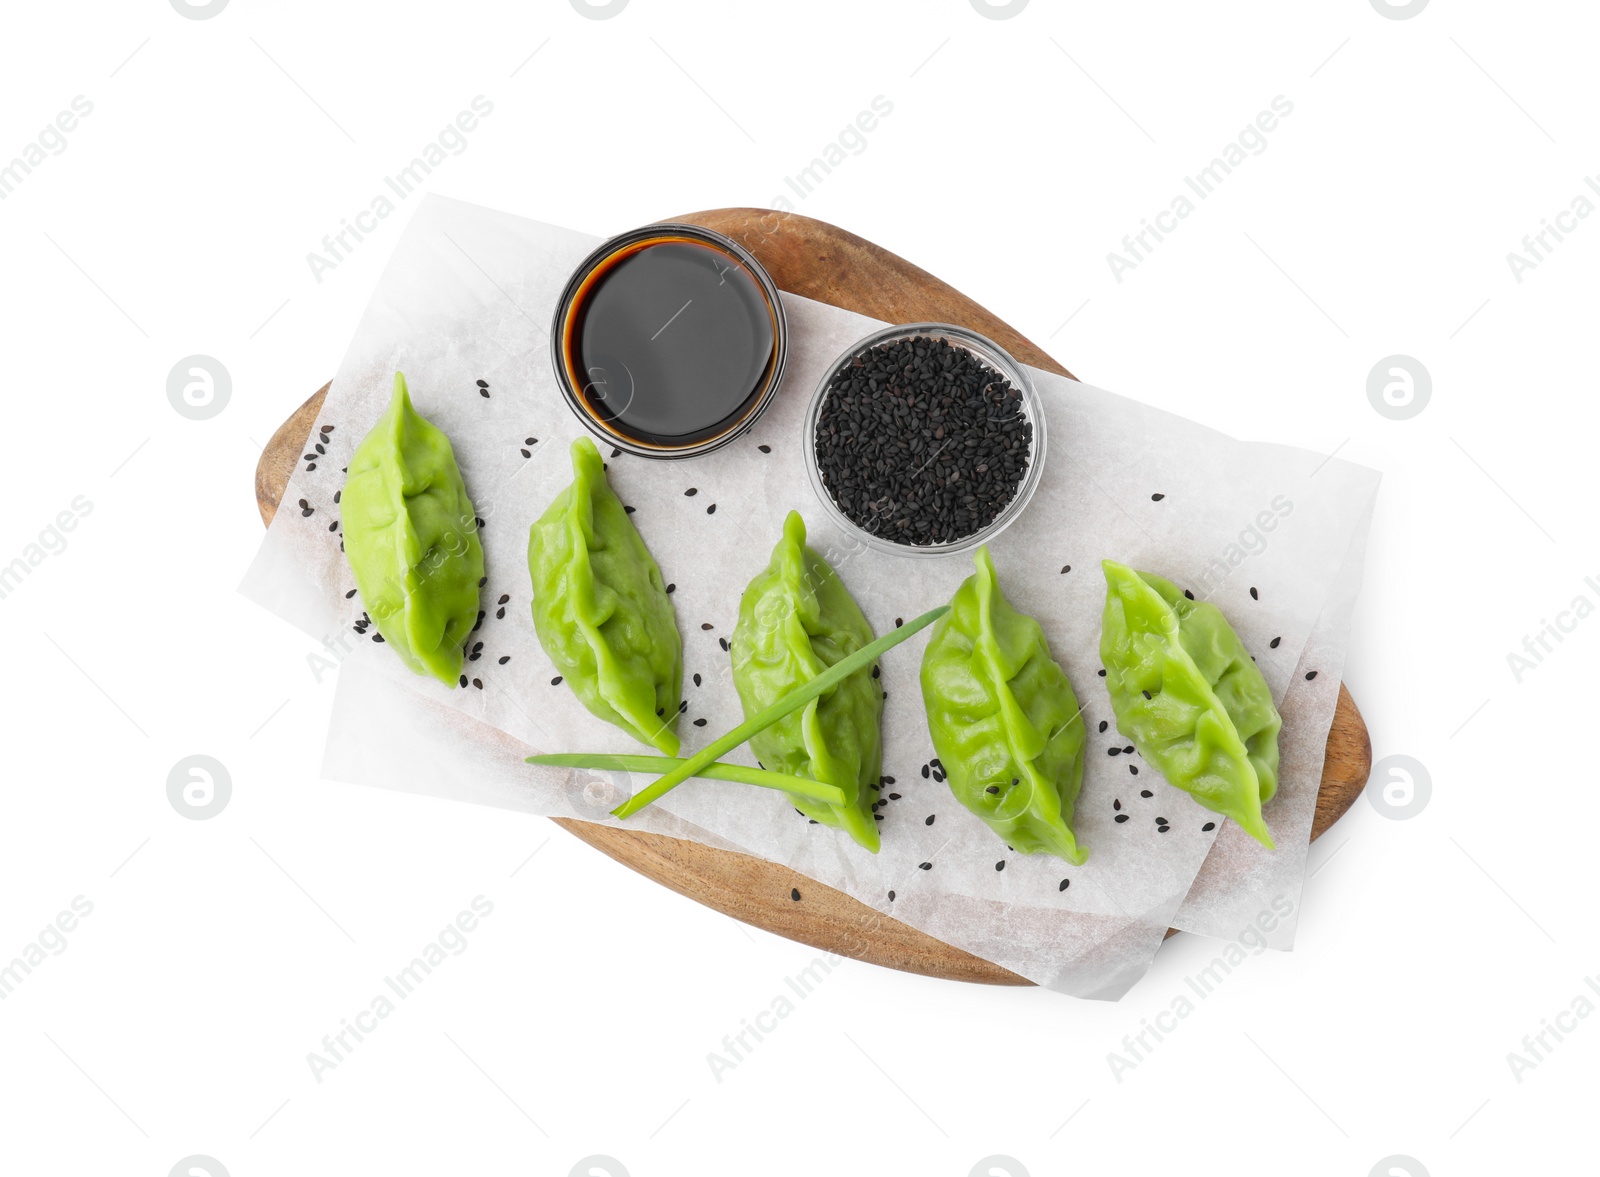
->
left=1, top=1, right=1593, bottom=1174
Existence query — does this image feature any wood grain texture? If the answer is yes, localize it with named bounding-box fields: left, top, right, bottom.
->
left=255, top=207, right=1370, bottom=986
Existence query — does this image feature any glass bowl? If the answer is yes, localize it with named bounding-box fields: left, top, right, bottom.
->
left=803, top=322, right=1047, bottom=559
left=550, top=222, right=788, bottom=460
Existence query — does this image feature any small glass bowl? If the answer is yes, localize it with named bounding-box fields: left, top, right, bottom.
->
left=550, top=222, right=788, bottom=460
left=804, top=322, right=1047, bottom=559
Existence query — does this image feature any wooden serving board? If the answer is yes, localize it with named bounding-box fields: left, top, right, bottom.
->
left=256, top=208, right=1371, bottom=986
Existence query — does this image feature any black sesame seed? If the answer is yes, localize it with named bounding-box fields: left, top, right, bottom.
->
left=1114, top=799, right=1121, bottom=810
left=1151, top=493, right=1165, bottom=501
left=1142, top=689, right=1152, bottom=700
left=1060, top=565, right=1071, bottom=574
left=995, top=860, right=1005, bottom=871
left=320, top=424, right=333, bottom=433
left=684, top=487, right=698, bottom=496
left=666, top=583, right=676, bottom=594
left=1108, top=747, right=1122, bottom=756
left=1250, top=586, right=1259, bottom=600
left=1157, top=825, right=1171, bottom=834
left=922, top=764, right=930, bottom=779
left=985, top=785, right=999, bottom=794
left=459, top=674, right=468, bottom=687
left=345, top=588, right=357, bottom=599
left=813, top=336, right=1033, bottom=546
left=498, top=656, right=510, bottom=665
left=918, top=862, right=932, bottom=870
left=498, top=593, right=510, bottom=605
left=551, top=675, right=563, bottom=685
left=882, top=776, right=895, bottom=785
left=520, top=448, right=531, bottom=458
left=1156, top=817, right=1168, bottom=825
left=611, top=447, right=621, bottom=458
left=758, top=444, right=771, bottom=453
left=1059, top=878, right=1070, bottom=891
left=479, top=388, right=489, bottom=398
left=624, top=505, right=635, bottom=515
left=1202, top=822, right=1216, bottom=832
left=1098, top=720, right=1108, bottom=733
left=790, top=888, right=800, bottom=901
left=719, top=638, right=729, bottom=651
left=924, top=814, right=935, bottom=826
left=706, top=503, right=716, bottom=514
left=872, top=665, right=880, bottom=678
left=1114, top=813, right=1129, bottom=823
left=525, top=437, right=537, bottom=445
left=678, top=700, right=687, bottom=712
left=873, top=813, right=884, bottom=821
left=1270, top=636, right=1282, bottom=648
left=888, top=792, right=900, bottom=800
left=479, top=576, right=488, bottom=587
left=701, top=623, right=713, bottom=630
left=887, top=890, right=895, bottom=901
left=896, top=618, right=905, bottom=629
left=475, top=379, right=488, bottom=387
left=1305, top=670, right=1319, bottom=680
left=1183, top=589, right=1195, bottom=600
left=693, top=673, right=702, bottom=687
left=1140, top=789, right=1152, bottom=797
left=496, top=607, right=505, bottom=619
left=1124, top=746, right=1134, bottom=754
left=1098, top=669, right=1106, bottom=677
left=693, top=718, right=707, bottom=727
left=333, top=490, right=341, bottom=504
left=372, top=633, right=384, bottom=643
left=1129, top=765, right=1139, bottom=775
left=472, top=678, right=482, bottom=689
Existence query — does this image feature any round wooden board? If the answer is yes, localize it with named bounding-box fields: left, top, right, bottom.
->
left=255, top=207, right=1371, bottom=986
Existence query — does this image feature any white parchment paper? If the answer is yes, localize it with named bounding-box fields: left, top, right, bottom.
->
left=241, top=195, right=1380, bottom=998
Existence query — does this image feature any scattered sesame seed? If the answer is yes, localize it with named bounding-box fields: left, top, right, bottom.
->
left=1151, top=493, right=1165, bottom=501
left=790, top=888, right=800, bottom=901
left=1114, top=814, right=1129, bottom=823
left=693, top=718, right=707, bottom=727
left=924, top=814, right=935, bottom=826
left=1305, top=670, right=1319, bottom=680
left=551, top=675, right=563, bottom=685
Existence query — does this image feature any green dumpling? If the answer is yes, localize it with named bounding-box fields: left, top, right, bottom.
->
left=731, top=511, right=882, bottom=853
left=920, top=546, right=1088, bottom=864
left=342, top=372, right=484, bottom=687
left=528, top=436, right=682, bottom=755
left=1099, top=559, right=1281, bottom=847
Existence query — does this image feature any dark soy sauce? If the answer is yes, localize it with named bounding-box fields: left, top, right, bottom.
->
left=565, top=238, right=777, bottom=447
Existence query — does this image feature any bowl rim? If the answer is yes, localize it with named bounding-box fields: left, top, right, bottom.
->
left=549, top=221, right=789, bottom=460
left=803, top=321, right=1048, bottom=559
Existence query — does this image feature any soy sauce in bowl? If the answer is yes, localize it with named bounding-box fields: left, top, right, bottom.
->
left=553, top=224, right=787, bottom=458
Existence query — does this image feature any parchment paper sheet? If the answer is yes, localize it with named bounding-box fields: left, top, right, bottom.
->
left=242, top=195, right=1379, bottom=998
